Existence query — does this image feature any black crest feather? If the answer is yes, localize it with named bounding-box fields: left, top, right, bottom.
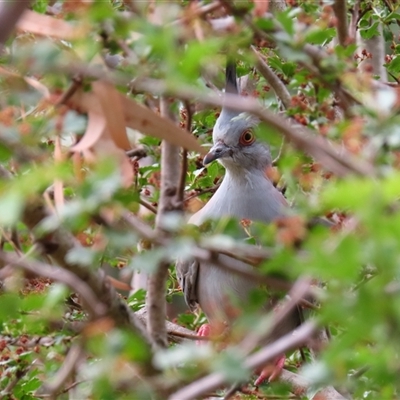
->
left=225, top=60, right=238, bottom=94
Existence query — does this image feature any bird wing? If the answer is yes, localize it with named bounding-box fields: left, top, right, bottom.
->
left=176, top=257, right=199, bottom=311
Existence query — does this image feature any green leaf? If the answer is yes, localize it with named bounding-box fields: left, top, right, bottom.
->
left=387, top=55, right=400, bottom=76
left=0, top=293, right=21, bottom=322
left=0, top=190, right=24, bottom=226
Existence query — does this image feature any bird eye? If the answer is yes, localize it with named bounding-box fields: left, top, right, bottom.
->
left=239, top=129, right=255, bottom=146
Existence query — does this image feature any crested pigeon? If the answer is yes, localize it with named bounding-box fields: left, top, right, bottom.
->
left=176, top=62, right=300, bottom=384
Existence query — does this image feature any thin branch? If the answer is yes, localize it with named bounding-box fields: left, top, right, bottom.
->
left=135, top=307, right=207, bottom=343
left=251, top=46, right=292, bottom=109
left=139, top=198, right=157, bottom=214
left=0, top=250, right=107, bottom=318
left=333, top=0, right=349, bottom=46
left=55, top=76, right=83, bottom=107
left=0, top=365, right=31, bottom=397
left=37, top=342, right=84, bottom=397
left=168, top=321, right=317, bottom=400
left=272, top=137, right=285, bottom=165
left=239, top=278, right=312, bottom=355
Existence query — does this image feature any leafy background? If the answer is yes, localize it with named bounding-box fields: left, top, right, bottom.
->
left=0, top=0, right=400, bottom=399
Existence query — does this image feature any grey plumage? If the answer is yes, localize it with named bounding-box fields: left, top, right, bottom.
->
left=177, top=62, right=299, bottom=336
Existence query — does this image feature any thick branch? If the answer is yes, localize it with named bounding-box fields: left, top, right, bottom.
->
left=333, top=0, right=349, bottom=46
left=146, top=97, right=183, bottom=349
left=358, top=23, right=388, bottom=81
left=280, top=370, right=347, bottom=400
left=0, top=1, right=31, bottom=46
left=130, top=78, right=375, bottom=177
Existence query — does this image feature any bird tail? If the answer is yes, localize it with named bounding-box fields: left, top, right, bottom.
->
left=225, top=60, right=238, bottom=94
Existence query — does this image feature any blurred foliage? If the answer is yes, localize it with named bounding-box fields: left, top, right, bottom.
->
left=0, top=0, right=400, bottom=399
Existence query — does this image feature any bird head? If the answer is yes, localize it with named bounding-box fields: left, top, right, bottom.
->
left=203, top=63, right=271, bottom=173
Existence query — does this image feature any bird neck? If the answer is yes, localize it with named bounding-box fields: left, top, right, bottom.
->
left=223, top=164, right=267, bottom=185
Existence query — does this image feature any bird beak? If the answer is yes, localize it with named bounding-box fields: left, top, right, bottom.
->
left=203, top=142, right=231, bottom=166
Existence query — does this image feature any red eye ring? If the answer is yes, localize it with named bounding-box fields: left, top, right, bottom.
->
left=239, top=129, right=255, bottom=146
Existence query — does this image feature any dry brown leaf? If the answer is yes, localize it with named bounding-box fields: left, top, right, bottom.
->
left=71, top=112, right=134, bottom=187
left=83, top=317, right=115, bottom=336
left=92, top=81, right=131, bottom=150
left=16, top=10, right=82, bottom=40
left=66, top=87, right=205, bottom=154
left=107, top=275, right=132, bottom=292
left=119, top=93, right=206, bottom=154
left=71, top=111, right=106, bottom=153
left=0, top=66, right=50, bottom=99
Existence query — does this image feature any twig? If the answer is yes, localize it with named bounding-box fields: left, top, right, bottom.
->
left=55, top=76, right=83, bottom=107
left=178, top=100, right=193, bottom=203
left=272, top=137, right=285, bottom=165
left=168, top=321, right=317, bottom=400
left=185, top=183, right=221, bottom=202
left=251, top=46, right=292, bottom=109
left=333, top=0, right=349, bottom=46
left=60, top=379, right=86, bottom=395
left=135, top=307, right=203, bottom=343
left=139, top=198, right=157, bottom=214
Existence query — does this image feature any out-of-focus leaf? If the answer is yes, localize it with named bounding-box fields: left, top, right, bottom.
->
left=92, top=81, right=131, bottom=150
left=16, top=10, right=85, bottom=40
left=0, top=190, right=24, bottom=226
left=67, top=88, right=205, bottom=154
left=211, top=349, right=250, bottom=384
left=153, top=342, right=213, bottom=369
left=0, top=293, right=21, bottom=321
